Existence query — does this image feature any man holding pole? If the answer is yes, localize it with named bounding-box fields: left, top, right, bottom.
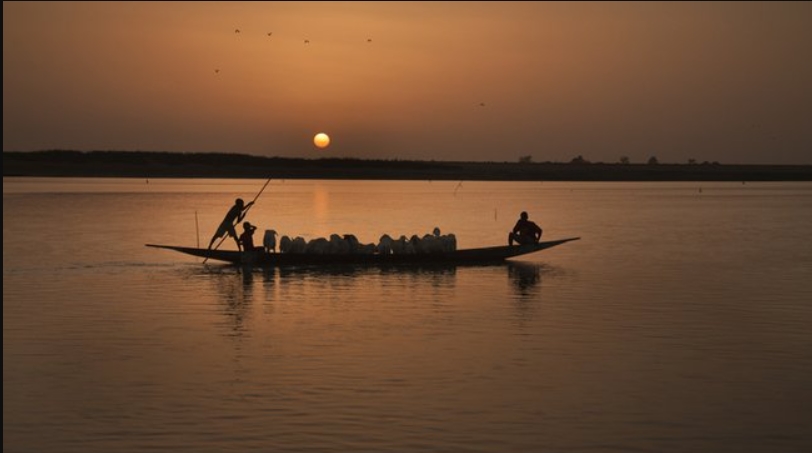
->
left=208, top=198, right=254, bottom=252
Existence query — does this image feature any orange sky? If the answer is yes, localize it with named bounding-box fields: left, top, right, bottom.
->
left=3, top=1, right=811, bottom=164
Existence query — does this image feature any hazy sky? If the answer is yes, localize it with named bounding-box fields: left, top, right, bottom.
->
left=4, top=1, right=811, bottom=164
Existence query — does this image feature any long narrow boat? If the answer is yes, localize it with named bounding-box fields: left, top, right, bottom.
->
left=146, top=237, right=580, bottom=267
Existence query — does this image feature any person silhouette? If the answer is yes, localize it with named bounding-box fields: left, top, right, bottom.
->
left=508, top=211, right=542, bottom=246
left=208, top=198, right=254, bottom=251
left=239, top=222, right=260, bottom=251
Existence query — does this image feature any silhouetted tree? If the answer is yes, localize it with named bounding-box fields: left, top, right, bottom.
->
left=518, top=155, right=533, bottom=164
left=570, top=155, right=589, bottom=164
left=619, top=156, right=630, bottom=164
left=688, top=158, right=697, bottom=165
left=647, top=156, right=659, bottom=165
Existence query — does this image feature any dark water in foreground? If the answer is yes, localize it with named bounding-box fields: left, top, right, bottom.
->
left=4, top=178, right=812, bottom=452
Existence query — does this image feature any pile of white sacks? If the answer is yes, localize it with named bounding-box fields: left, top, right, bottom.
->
left=270, top=227, right=456, bottom=255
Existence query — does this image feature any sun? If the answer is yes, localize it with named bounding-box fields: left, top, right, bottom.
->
left=313, top=132, right=330, bottom=149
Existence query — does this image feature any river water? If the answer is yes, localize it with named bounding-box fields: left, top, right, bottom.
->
left=4, top=178, right=812, bottom=452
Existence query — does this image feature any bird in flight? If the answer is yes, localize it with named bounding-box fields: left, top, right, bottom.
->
left=214, top=69, right=220, bottom=74
left=304, top=39, right=310, bottom=44
left=234, top=29, right=240, bottom=34
left=267, top=32, right=273, bottom=36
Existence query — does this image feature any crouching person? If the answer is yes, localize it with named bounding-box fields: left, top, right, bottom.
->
left=508, top=211, right=542, bottom=246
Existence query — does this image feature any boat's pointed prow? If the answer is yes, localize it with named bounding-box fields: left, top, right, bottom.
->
left=146, top=244, right=228, bottom=261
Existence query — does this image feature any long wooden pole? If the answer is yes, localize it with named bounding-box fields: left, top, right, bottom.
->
left=203, top=178, right=272, bottom=264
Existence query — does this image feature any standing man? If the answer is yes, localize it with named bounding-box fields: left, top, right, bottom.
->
left=208, top=198, right=254, bottom=251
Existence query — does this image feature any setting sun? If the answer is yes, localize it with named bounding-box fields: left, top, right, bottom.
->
left=313, top=132, right=330, bottom=149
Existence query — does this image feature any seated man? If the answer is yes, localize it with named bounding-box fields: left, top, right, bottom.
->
left=239, top=222, right=261, bottom=251
left=508, top=211, right=542, bottom=246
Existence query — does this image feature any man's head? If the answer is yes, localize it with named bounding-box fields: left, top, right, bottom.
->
left=236, top=198, right=244, bottom=207
left=520, top=211, right=528, bottom=220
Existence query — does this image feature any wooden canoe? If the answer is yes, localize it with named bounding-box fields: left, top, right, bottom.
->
left=146, top=237, right=580, bottom=267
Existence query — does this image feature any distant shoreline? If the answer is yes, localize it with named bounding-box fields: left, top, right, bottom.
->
left=4, top=150, right=812, bottom=181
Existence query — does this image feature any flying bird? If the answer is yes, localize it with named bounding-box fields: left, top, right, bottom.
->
left=267, top=32, right=273, bottom=36
left=214, top=68, right=220, bottom=74
left=234, top=29, right=240, bottom=33
left=367, top=38, right=372, bottom=43
left=304, top=39, right=310, bottom=44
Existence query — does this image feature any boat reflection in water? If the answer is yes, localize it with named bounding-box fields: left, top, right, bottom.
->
left=198, top=261, right=548, bottom=300
left=198, top=261, right=546, bottom=296
left=186, top=262, right=548, bottom=338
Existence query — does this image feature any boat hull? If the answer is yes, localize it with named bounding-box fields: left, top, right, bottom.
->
left=146, top=237, right=580, bottom=267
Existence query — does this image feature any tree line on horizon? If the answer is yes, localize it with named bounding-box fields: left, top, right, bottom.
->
left=519, top=154, right=721, bottom=166
left=5, top=149, right=811, bottom=181
left=7, top=149, right=726, bottom=167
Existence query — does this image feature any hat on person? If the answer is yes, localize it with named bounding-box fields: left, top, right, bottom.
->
left=243, top=222, right=253, bottom=229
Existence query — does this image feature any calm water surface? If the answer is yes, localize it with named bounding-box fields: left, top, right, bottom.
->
left=4, top=178, right=812, bottom=452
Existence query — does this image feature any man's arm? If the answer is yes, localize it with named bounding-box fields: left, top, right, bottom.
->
left=237, top=202, right=255, bottom=222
